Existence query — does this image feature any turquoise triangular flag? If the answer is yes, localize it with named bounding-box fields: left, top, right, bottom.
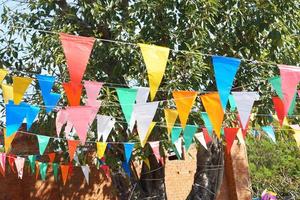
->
left=28, top=155, right=36, bottom=174
left=200, top=112, right=213, bottom=136
left=116, top=88, right=138, bottom=124
left=124, top=143, right=134, bottom=163
left=52, top=163, right=59, bottom=182
left=26, top=104, right=40, bottom=131
left=122, top=161, right=131, bottom=177
left=39, top=162, right=48, bottom=181
left=6, top=100, right=29, bottom=136
left=228, top=95, right=237, bottom=112
left=183, top=125, right=198, bottom=150
left=171, top=126, right=182, bottom=143
left=37, top=135, right=50, bottom=155
left=262, top=126, right=276, bottom=143
left=212, top=56, right=241, bottom=110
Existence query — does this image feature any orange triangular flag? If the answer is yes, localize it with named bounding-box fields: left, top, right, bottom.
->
left=200, top=92, right=224, bottom=138
left=164, top=109, right=178, bottom=136
left=67, top=140, right=80, bottom=161
left=13, top=77, right=33, bottom=104
left=63, top=82, right=83, bottom=106
left=4, top=129, right=15, bottom=153
left=48, top=153, right=55, bottom=163
left=172, top=91, right=197, bottom=129
left=61, top=164, right=69, bottom=185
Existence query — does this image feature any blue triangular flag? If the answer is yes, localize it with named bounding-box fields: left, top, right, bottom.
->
left=262, top=126, right=276, bottom=143
left=171, top=126, right=182, bottom=143
left=44, top=93, right=60, bottom=113
left=36, top=75, right=56, bottom=96
left=26, top=104, right=40, bottom=131
left=116, top=88, right=138, bottom=124
left=37, top=135, right=50, bottom=155
left=124, top=143, right=135, bottom=163
left=6, top=100, right=29, bottom=136
left=122, top=161, right=131, bottom=177
left=183, top=125, right=198, bottom=150
left=200, top=112, right=213, bottom=136
left=212, top=56, right=241, bottom=110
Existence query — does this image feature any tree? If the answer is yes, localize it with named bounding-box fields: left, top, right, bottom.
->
left=0, top=1, right=299, bottom=199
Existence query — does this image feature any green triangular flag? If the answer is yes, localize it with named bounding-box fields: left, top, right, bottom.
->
left=183, top=125, right=198, bottom=151
left=39, top=162, right=48, bottom=181
left=28, top=155, right=36, bottom=174
left=37, top=135, right=50, bottom=155
left=116, top=88, right=138, bottom=124
left=171, top=126, right=182, bottom=143
left=52, top=163, right=59, bottom=182
left=228, top=95, right=237, bottom=112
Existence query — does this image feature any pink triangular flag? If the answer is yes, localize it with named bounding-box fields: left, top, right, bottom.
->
left=15, top=156, right=25, bottom=179
left=84, top=81, right=103, bottom=103
left=56, top=109, right=68, bottom=137
left=87, top=102, right=101, bottom=125
left=149, top=141, right=162, bottom=163
left=0, top=153, right=6, bottom=174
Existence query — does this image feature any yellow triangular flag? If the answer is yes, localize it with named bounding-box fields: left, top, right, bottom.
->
left=0, top=69, right=8, bottom=84
left=96, top=142, right=107, bottom=158
left=4, top=129, right=16, bottom=153
left=272, top=114, right=289, bottom=127
left=294, top=133, right=300, bottom=149
left=2, top=83, right=13, bottom=103
left=164, top=109, right=178, bottom=135
left=141, top=122, right=156, bottom=147
left=172, top=91, right=197, bottom=129
left=143, top=158, right=150, bottom=170
left=13, top=76, right=33, bottom=104
left=138, top=43, right=170, bottom=101
left=200, top=92, right=224, bottom=138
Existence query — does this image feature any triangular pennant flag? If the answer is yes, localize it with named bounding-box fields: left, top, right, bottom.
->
left=68, top=162, right=73, bottom=179
left=65, top=106, right=93, bottom=144
left=212, top=56, right=241, bottom=110
left=138, top=43, right=170, bottom=100
left=36, top=75, right=56, bottom=95
left=100, top=165, right=111, bottom=179
left=293, top=132, right=300, bottom=149
left=26, top=105, right=40, bottom=131
left=52, top=163, right=59, bottom=182
left=6, top=101, right=29, bottom=136
left=122, top=161, right=131, bottom=177
left=272, top=97, right=285, bottom=127
left=68, top=140, right=80, bottom=161
left=86, top=100, right=101, bottom=125
left=96, top=142, right=107, bottom=159
left=0, top=153, right=6, bottom=174
left=28, top=155, right=36, bottom=174
left=83, top=81, right=103, bottom=103
left=44, top=93, right=61, bottom=113
left=194, top=132, right=207, bottom=150
left=202, top=128, right=212, bottom=144
left=81, top=165, right=90, bottom=185
left=97, top=115, right=115, bottom=142
left=13, top=77, right=33, bottom=105
left=171, top=126, right=182, bottom=144
left=224, top=128, right=239, bottom=154
left=56, top=109, right=68, bottom=137
left=48, top=153, right=55, bottom=163
left=116, top=88, right=138, bottom=124
left=141, top=122, right=156, bottom=147
left=173, top=91, right=197, bottom=129
left=262, top=126, right=276, bottom=143
left=15, top=157, right=25, bottom=179
left=60, top=164, right=69, bottom=185
left=183, top=125, right=198, bottom=151
left=200, top=112, right=213, bottom=136
left=4, top=129, right=15, bottom=153
left=2, top=84, right=13, bottom=104
left=37, top=135, right=50, bottom=155
left=59, top=33, right=95, bottom=83
left=143, top=158, right=150, bottom=170
left=135, top=87, right=150, bottom=104
left=173, top=137, right=183, bottom=159
left=149, top=141, right=161, bottom=163
left=8, top=156, right=16, bottom=173
left=228, top=94, right=237, bottom=111
left=232, top=92, right=259, bottom=130
left=164, top=109, right=178, bottom=136
left=278, top=64, right=300, bottom=116
left=63, top=82, right=83, bottom=106
left=0, top=69, right=7, bottom=83
left=200, top=92, right=224, bottom=138
left=124, top=143, right=135, bottom=163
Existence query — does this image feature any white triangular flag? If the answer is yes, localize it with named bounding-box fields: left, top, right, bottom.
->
left=173, top=137, right=183, bottom=159
left=194, top=132, right=207, bottom=150
left=232, top=92, right=259, bottom=129
left=97, top=115, right=115, bottom=142
left=81, top=165, right=90, bottom=185
left=15, top=157, right=25, bottom=179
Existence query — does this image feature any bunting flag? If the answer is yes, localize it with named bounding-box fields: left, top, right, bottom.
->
left=232, top=92, right=259, bottom=130
left=52, top=163, right=59, bottom=182
left=60, top=164, right=69, bottom=185
left=4, top=129, right=15, bottom=153
left=143, top=158, right=150, bottom=170
left=35, top=163, right=40, bottom=180
left=13, top=76, right=33, bottom=105
left=134, top=102, right=159, bottom=146
left=65, top=106, right=93, bottom=144
left=171, top=126, right=182, bottom=144
left=228, top=94, right=237, bottom=111
left=87, top=100, right=101, bottom=125
left=290, top=125, right=300, bottom=149
left=194, top=132, right=207, bottom=150
left=183, top=125, right=198, bottom=151
left=37, top=135, right=50, bottom=155
left=56, top=109, right=68, bottom=137
left=149, top=141, right=162, bottom=163
left=135, top=87, right=150, bottom=104
left=202, top=128, right=212, bottom=144
left=212, top=56, right=241, bottom=110
left=28, top=155, right=36, bottom=174
left=81, top=165, right=90, bottom=185
left=224, top=128, right=239, bottom=154
left=278, top=64, right=300, bottom=116
left=63, top=82, right=83, bottom=106
left=272, top=97, right=285, bottom=126
left=8, top=156, right=16, bottom=173
left=141, top=122, right=156, bottom=147
left=59, top=33, right=95, bottom=83
left=116, top=88, right=138, bottom=125
left=48, top=153, right=55, bottom=163
left=164, top=109, right=178, bottom=135
left=124, top=143, right=135, bottom=163
left=6, top=101, right=29, bottom=136
left=200, top=112, right=213, bottom=136
left=262, top=126, right=276, bottom=143
left=173, top=137, right=183, bottom=159
left=96, top=142, right=107, bottom=159
left=200, top=92, right=224, bottom=138
left=0, top=153, right=6, bottom=174
left=173, top=91, right=197, bottom=129
left=45, top=93, right=61, bottom=113
left=0, top=69, right=7, bottom=83
left=67, top=140, right=80, bottom=161
left=2, top=84, right=13, bottom=103
left=97, top=115, right=115, bottom=142
left=138, top=43, right=170, bottom=100
left=83, top=81, right=103, bottom=103
left=122, top=161, right=131, bottom=177
left=100, top=165, right=110, bottom=179
left=26, top=104, right=40, bottom=131
left=15, top=157, right=25, bottom=179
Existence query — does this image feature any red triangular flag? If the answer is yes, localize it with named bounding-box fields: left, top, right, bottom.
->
left=59, top=33, right=95, bottom=83
left=63, top=82, right=83, bottom=106
left=68, top=162, right=73, bottom=179
left=202, top=128, right=212, bottom=144
left=272, top=97, right=285, bottom=127
left=100, top=165, right=111, bottom=179
left=8, top=156, right=16, bottom=173
left=61, top=164, right=69, bottom=185
left=67, top=140, right=80, bottom=161
left=48, top=153, right=56, bottom=163
left=224, top=128, right=239, bottom=154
